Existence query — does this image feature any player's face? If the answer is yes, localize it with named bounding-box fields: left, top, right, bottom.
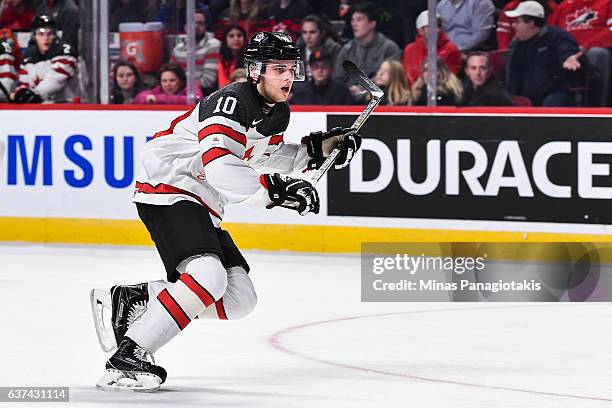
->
left=226, top=28, right=245, bottom=52
left=34, top=28, right=56, bottom=53
left=301, top=21, right=322, bottom=49
left=259, top=60, right=296, bottom=102
left=160, top=71, right=182, bottom=94
left=374, top=61, right=390, bottom=87
left=465, top=56, right=490, bottom=87
left=116, top=65, right=136, bottom=90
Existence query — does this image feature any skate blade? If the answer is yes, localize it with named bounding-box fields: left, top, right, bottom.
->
left=90, top=289, right=117, bottom=353
left=96, top=369, right=161, bottom=392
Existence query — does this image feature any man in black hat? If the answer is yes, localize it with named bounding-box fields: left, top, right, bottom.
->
left=291, top=48, right=356, bottom=105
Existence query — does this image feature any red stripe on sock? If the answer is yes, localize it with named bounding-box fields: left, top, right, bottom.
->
left=157, top=289, right=190, bottom=330
left=179, top=273, right=215, bottom=307
left=215, top=298, right=228, bottom=320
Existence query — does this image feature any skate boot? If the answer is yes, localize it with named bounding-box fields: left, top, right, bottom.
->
left=110, top=283, right=149, bottom=345
left=96, top=336, right=167, bottom=392
left=90, top=283, right=149, bottom=352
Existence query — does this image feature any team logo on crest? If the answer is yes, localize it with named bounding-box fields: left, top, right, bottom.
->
left=566, top=7, right=598, bottom=29
left=254, top=32, right=265, bottom=42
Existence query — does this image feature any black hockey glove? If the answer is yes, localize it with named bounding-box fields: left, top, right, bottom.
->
left=13, top=87, right=42, bottom=104
left=262, top=173, right=319, bottom=216
left=304, top=127, right=362, bottom=170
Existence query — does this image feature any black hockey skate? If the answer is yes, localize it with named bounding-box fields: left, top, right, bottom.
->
left=96, top=336, right=167, bottom=392
left=90, top=283, right=149, bottom=352
left=110, top=283, right=149, bottom=345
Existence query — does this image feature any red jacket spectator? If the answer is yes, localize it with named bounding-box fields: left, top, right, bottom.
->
left=134, top=83, right=203, bottom=105
left=549, top=0, right=612, bottom=49
left=402, top=31, right=462, bottom=85
left=497, top=0, right=558, bottom=49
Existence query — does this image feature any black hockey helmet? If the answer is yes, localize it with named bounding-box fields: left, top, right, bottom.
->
left=244, top=32, right=305, bottom=82
left=31, top=15, right=57, bottom=32
left=244, top=32, right=302, bottom=63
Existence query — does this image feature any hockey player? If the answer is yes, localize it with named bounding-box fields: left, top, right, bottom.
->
left=13, top=15, right=77, bottom=103
left=0, top=38, right=17, bottom=102
left=92, top=31, right=362, bottom=391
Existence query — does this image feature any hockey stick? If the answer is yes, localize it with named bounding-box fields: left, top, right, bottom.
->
left=309, top=60, right=384, bottom=185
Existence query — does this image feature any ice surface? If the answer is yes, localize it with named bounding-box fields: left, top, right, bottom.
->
left=0, top=244, right=609, bottom=407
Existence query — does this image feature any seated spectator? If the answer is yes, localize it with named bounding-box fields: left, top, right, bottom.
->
left=35, top=0, right=79, bottom=50
left=412, top=58, right=463, bottom=105
left=373, top=59, right=411, bottom=105
left=333, top=2, right=400, bottom=98
left=504, top=1, right=581, bottom=106
left=135, top=62, right=203, bottom=104
left=550, top=0, right=611, bottom=106
left=462, top=51, right=513, bottom=106
left=497, top=0, right=556, bottom=49
left=291, top=48, right=355, bottom=105
left=0, top=36, right=16, bottom=101
left=297, top=14, right=342, bottom=80
left=230, top=67, right=246, bottom=82
left=214, top=0, right=269, bottom=39
left=155, top=0, right=211, bottom=34
left=109, top=0, right=148, bottom=32
left=0, top=0, right=35, bottom=30
left=437, top=0, right=495, bottom=51
left=402, top=10, right=462, bottom=85
left=110, top=59, right=144, bottom=104
left=261, top=0, right=313, bottom=38
left=14, top=15, right=77, bottom=103
left=217, top=24, right=246, bottom=88
left=171, top=10, right=221, bottom=93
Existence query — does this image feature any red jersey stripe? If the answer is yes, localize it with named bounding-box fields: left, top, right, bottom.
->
left=202, top=147, right=232, bottom=166
left=0, top=72, right=17, bottom=80
left=53, top=67, right=72, bottom=77
left=215, top=298, right=228, bottom=320
left=157, top=289, right=190, bottom=330
left=198, top=124, right=247, bottom=146
left=52, top=58, right=77, bottom=69
left=134, top=181, right=222, bottom=219
left=268, top=135, right=283, bottom=145
left=152, top=105, right=197, bottom=140
left=179, top=273, right=215, bottom=307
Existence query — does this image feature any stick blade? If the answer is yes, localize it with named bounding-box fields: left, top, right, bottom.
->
left=342, top=60, right=384, bottom=99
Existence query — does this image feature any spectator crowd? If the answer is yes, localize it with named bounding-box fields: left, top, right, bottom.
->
left=0, top=0, right=610, bottom=106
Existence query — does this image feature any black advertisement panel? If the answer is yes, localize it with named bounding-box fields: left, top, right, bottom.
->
left=327, top=114, right=612, bottom=224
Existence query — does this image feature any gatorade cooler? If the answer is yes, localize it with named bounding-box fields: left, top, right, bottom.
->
left=119, top=22, right=164, bottom=74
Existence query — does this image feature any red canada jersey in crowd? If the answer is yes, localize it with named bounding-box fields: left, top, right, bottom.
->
left=19, top=40, right=77, bottom=102
left=550, top=0, right=612, bottom=49
left=133, top=81, right=310, bottom=227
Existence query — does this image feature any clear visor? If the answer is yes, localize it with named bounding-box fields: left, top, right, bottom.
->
left=251, top=60, right=306, bottom=81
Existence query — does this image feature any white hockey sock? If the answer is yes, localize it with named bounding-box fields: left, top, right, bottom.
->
left=197, top=266, right=257, bottom=320
left=126, top=255, right=228, bottom=353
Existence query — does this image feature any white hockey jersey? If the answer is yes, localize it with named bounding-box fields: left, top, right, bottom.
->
left=133, top=81, right=311, bottom=226
left=0, top=39, right=17, bottom=102
left=19, top=40, right=77, bottom=103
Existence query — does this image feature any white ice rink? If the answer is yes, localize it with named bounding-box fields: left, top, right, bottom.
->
left=0, top=244, right=610, bottom=407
